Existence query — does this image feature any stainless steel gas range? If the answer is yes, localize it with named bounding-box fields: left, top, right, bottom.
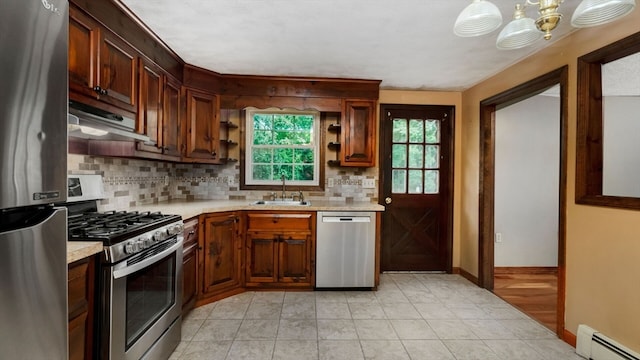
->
left=66, top=177, right=183, bottom=360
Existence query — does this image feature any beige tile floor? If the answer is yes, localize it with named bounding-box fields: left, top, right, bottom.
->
left=170, top=273, right=583, bottom=360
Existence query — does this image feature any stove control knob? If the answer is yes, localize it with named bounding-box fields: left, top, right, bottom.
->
left=168, top=224, right=183, bottom=236
left=141, top=237, right=153, bottom=248
left=129, top=241, right=139, bottom=253
left=125, top=242, right=135, bottom=254
left=153, top=230, right=164, bottom=242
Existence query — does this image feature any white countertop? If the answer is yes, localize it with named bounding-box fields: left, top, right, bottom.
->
left=130, top=199, right=385, bottom=220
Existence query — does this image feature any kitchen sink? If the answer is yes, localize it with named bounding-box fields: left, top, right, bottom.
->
left=250, top=200, right=311, bottom=206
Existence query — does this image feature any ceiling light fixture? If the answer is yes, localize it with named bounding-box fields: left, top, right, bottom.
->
left=496, top=4, right=543, bottom=49
left=454, top=0, right=636, bottom=50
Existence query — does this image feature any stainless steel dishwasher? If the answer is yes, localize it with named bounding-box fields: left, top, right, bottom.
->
left=316, top=211, right=376, bottom=288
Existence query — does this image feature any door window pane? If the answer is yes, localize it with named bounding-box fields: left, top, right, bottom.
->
left=408, top=145, right=423, bottom=168
left=393, top=119, right=407, bottom=142
left=409, top=119, right=424, bottom=143
left=425, top=145, right=439, bottom=168
left=424, top=170, right=439, bottom=194
left=425, top=119, right=440, bottom=143
left=392, top=170, right=406, bottom=193
left=408, top=170, right=423, bottom=194
left=392, top=144, right=407, bottom=168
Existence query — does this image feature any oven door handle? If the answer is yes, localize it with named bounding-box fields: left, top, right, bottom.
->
left=112, top=239, right=182, bottom=279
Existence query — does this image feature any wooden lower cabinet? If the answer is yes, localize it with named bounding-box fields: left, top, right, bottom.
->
left=245, top=212, right=315, bottom=288
left=68, top=256, right=95, bottom=360
left=182, top=217, right=199, bottom=315
left=199, top=212, right=243, bottom=300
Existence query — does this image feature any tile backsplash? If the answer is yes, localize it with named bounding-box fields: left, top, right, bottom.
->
left=68, top=154, right=378, bottom=211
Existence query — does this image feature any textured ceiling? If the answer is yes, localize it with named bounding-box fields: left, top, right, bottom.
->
left=116, top=0, right=634, bottom=92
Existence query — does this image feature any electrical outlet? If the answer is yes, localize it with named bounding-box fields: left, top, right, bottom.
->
left=227, top=176, right=234, bottom=185
left=327, top=178, right=334, bottom=187
left=164, top=175, right=170, bottom=186
left=362, top=179, right=375, bottom=188
left=495, top=232, right=503, bottom=243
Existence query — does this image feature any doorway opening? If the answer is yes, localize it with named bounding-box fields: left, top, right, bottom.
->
left=478, top=67, right=568, bottom=336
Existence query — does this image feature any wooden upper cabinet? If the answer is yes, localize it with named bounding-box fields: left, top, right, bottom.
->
left=68, top=7, right=99, bottom=100
left=185, top=88, right=221, bottom=163
left=341, top=100, right=376, bottom=167
left=68, top=6, right=137, bottom=113
left=98, top=33, right=137, bottom=112
left=162, top=76, right=182, bottom=158
left=137, top=59, right=163, bottom=154
left=136, top=59, right=182, bottom=160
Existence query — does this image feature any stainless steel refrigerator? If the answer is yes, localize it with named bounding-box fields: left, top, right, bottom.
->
left=0, top=0, right=69, bottom=358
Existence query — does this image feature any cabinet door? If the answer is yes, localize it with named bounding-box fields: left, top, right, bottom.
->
left=202, top=213, right=241, bottom=295
left=246, top=232, right=278, bottom=283
left=341, top=100, right=376, bottom=167
left=185, top=89, right=221, bottom=163
left=182, top=217, right=199, bottom=314
left=278, top=232, right=312, bottom=284
left=182, top=243, right=198, bottom=314
left=68, top=7, right=99, bottom=100
left=68, top=256, right=95, bottom=360
left=162, top=76, right=182, bottom=158
left=137, top=59, right=163, bottom=154
left=98, top=32, right=137, bottom=112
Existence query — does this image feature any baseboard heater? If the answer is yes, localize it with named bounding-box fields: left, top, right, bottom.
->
left=576, top=324, right=640, bottom=360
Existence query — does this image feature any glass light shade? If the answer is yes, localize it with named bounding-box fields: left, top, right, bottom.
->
left=571, top=0, right=636, bottom=27
left=496, top=17, right=543, bottom=49
left=454, top=0, right=503, bottom=37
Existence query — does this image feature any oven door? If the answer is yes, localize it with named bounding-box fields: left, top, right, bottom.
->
left=106, top=236, right=183, bottom=360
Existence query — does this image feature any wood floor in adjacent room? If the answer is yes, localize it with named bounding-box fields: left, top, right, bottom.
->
left=493, top=268, right=558, bottom=332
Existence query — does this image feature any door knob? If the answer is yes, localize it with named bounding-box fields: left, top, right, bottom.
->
left=385, top=197, right=392, bottom=204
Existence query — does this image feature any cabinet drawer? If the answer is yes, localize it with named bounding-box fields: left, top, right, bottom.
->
left=246, top=213, right=313, bottom=231
left=183, top=217, right=199, bottom=248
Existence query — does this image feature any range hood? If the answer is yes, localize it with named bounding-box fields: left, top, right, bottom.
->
left=68, top=101, right=151, bottom=143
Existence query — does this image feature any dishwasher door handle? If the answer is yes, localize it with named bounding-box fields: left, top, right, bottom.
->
left=322, top=216, right=371, bottom=223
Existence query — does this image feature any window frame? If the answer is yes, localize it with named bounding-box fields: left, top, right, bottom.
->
left=575, top=31, right=640, bottom=210
left=241, top=108, right=325, bottom=191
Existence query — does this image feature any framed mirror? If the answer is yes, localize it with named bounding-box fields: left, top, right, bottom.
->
left=576, top=31, right=640, bottom=209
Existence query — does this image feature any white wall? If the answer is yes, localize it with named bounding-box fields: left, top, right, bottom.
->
left=494, top=93, right=560, bottom=267
left=603, top=96, right=640, bottom=197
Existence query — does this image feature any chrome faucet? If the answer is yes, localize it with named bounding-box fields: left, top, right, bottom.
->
left=281, top=174, right=286, bottom=200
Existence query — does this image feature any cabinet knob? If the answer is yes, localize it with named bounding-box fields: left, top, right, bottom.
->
left=93, top=86, right=108, bottom=95
left=211, top=151, right=217, bottom=158
left=345, top=155, right=350, bottom=160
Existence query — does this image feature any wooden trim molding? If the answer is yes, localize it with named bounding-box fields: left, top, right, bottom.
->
left=563, top=329, right=577, bottom=347
left=184, top=64, right=381, bottom=112
left=453, top=267, right=479, bottom=285
left=478, top=66, right=569, bottom=338
left=575, top=31, right=640, bottom=210
left=494, top=267, right=558, bottom=275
